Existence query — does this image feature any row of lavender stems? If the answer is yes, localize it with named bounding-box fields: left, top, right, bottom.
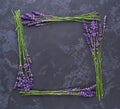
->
left=82, top=16, right=107, bottom=100
left=20, top=11, right=101, bottom=27
left=20, top=84, right=96, bottom=97
left=14, top=56, right=33, bottom=92
left=13, top=10, right=33, bottom=92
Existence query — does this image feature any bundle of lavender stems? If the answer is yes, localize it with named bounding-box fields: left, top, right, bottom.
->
left=20, top=84, right=96, bottom=97
left=82, top=16, right=107, bottom=100
left=21, top=11, right=100, bottom=26
left=13, top=10, right=33, bottom=92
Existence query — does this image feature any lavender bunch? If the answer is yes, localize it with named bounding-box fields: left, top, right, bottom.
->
left=82, top=16, right=107, bottom=100
left=13, top=10, right=33, bottom=92
left=20, top=84, right=96, bottom=97
left=20, top=11, right=100, bottom=26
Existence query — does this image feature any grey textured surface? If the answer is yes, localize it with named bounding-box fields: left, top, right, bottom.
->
left=0, top=0, right=120, bottom=109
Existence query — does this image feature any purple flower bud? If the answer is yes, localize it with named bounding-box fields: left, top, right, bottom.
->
left=17, top=82, right=23, bottom=87
left=13, top=82, right=18, bottom=89
left=79, top=91, right=95, bottom=97
left=82, top=21, right=89, bottom=33
left=103, top=15, right=107, bottom=30
left=32, top=11, right=44, bottom=16
left=86, top=91, right=96, bottom=97
left=91, top=20, right=97, bottom=30
left=95, top=40, right=99, bottom=47
left=22, top=21, right=31, bottom=25
left=27, top=21, right=37, bottom=26
left=90, top=37, right=94, bottom=47
left=19, top=65, right=22, bottom=69
left=92, top=32, right=96, bottom=37
left=83, top=33, right=90, bottom=45
left=99, top=23, right=103, bottom=36
left=67, top=89, right=72, bottom=95
left=103, top=16, right=107, bottom=24
left=18, top=71, right=24, bottom=76
left=20, top=15, right=28, bottom=20
left=72, top=88, right=79, bottom=91
left=24, top=63, right=30, bottom=70
left=98, top=37, right=103, bottom=42
left=25, top=13, right=32, bottom=18
left=90, top=48, right=94, bottom=53
left=82, top=84, right=96, bottom=91
left=28, top=57, right=32, bottom=64
left=17, top=77, right=22, bottom=81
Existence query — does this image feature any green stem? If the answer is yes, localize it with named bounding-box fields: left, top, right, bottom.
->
left=98, top=45, right=104, bottom=97
left=13, top=10, right=22, bottom=66
left=37, top=11, right=100, bottom=24
left=92, top=51, right=102, bottom=101
left=13, top=10, right=30, bottom=72
left=20, top=89, right=89, bottom=96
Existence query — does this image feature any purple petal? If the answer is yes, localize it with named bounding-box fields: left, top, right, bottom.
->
left=27, top=22, right=37, bottom=26
left=22, top=21, right=31, bottom=25
left=32, top=11, right=44, bottom=16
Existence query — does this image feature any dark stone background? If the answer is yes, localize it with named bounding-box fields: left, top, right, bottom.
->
left=0, top=0, right=120, bottom=109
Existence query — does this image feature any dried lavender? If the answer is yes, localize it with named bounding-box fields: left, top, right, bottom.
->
left=82, top=16, right=107, bottom=100
left=21, top=11, right=100, bottom=27
left=20, top=84, right=96, bottom=97
left=13, top=10, right=33, bottom=92
left=13, top=10, right=99, bottom=98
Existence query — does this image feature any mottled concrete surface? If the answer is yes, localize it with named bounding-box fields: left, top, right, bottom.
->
left=0, top=0, right=120, bottom=109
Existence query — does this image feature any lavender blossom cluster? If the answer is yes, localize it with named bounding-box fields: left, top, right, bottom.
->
left=14, top=55, right=33, bottom=91
left=82, top=16, right=107, bottom=53
left=67, top=84, right=96, bottom=97
left=21, top=11, right=51, bottom=26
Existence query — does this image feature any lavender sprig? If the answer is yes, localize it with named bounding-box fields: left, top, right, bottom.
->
left=21, top=11, right=100, bottom=27
left=82, top=16, right=107, bottom=100
left=20, top=84, right=96, bottom=97
left=13, top=10, right=33, bottom=92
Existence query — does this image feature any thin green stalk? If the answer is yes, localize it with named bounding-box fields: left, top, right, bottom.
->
left=37, top=11, right=100, bottom=24
left=98, top=45, right=104, bottom=97
left=97, top=16, right=106, bottom=98
left=93, top=53, right=100, bottom=100
left=20, top=90, right=68, bottom=96
left=14, top=10, right=28, bottom=62
left=17, top=11, right=27, bottom=58
left=13, top=10, right=30, bottom=72
left=20, top=89, right=86, bottom=96
left=13, top=11, right=22, bottom=66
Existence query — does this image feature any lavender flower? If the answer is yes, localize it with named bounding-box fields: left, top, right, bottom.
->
left=82, top=16, right=107, bottom=100
left=32, top=11, right=44, bottom=16
left=13, top=10, right=34, bottom=92
left=79, top=91, right=96, bottom=97
left=22, top=21, right=31, bottom=25
left=20, top=11, right=49, bottom=26
left=24, top=63, right=30, bottom=70
left=82, top=18, right=106, bottom=53
left=14, top=69, right=33, bottom=92
left=82, top=84, right=96, bottom=91
left=65, top=84, right=96, bottom=97
left=21, top=11, right=101, bottom=27
left=103, top=16, right=107, bottom=29
left=67, top=89, right=72, bottom=95
left=27, top=55, right=32, bottom=64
